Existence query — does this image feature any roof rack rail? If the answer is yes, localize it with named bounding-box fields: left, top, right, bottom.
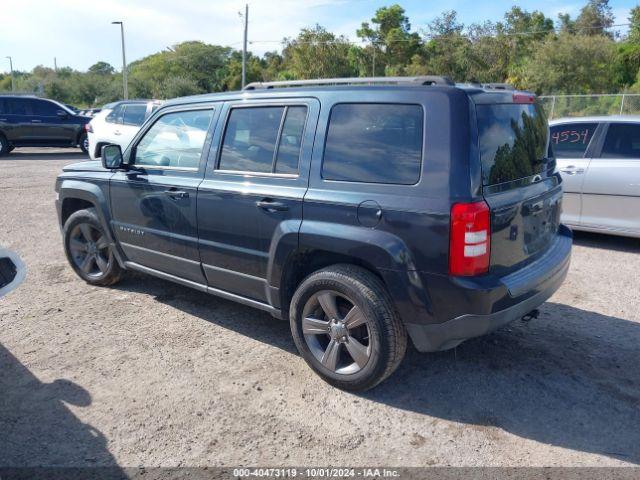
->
left=483, top=83, right=516, bottom=91
left=243, top=76, right=455, bottom=90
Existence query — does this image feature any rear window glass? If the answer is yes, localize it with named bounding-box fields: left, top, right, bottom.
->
left=550, top=123, right=597, bottom=158
left=477, top=103, right=549, bottom=186
left=322, top=103, right=423, bottom=185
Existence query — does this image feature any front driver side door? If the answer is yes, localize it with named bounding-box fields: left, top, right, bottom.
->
left=581, top=122, right=640, bottom=235
left=109, top=105, right=217, bottom=284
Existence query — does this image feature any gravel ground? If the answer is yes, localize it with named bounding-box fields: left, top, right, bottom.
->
left=1, top=148, right=639, bottom=468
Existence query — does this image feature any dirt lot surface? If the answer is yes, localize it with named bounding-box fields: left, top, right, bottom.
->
left=1, top=148, right=639, bottom=468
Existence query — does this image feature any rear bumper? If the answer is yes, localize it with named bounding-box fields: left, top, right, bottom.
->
left=405, top=225, right=572, bottom=352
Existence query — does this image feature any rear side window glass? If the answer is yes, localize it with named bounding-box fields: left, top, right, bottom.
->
left=477, top=103, right=549, bottom=186
left=601, top=123, right=640, bottom=159
left=0, top=99, right=6, bottom=114
left=550, top=123, right=597, bottom=158
left=134, top=109, right=213, bottom=169
left=7, top=98, right=34, bottom=115
left=34, top=100, right=60, bottom=116
left=219, top=106, right=284, bottom=173
left=322, top=103, right=423, bottom=185
left=123, top=104, right=147, bottom=126
left=275, top=106, right=307, bottom=174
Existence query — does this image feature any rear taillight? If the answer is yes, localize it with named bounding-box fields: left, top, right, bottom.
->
left=449, top=201, right=491, bottom=276
left=85, top=123, right=93, bottom=133
left=512, top=92, right=535, bottom=104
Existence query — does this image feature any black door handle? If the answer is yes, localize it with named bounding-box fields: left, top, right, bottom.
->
left=257, top=199, right=289, bottom=212
left=164, top=189, right=189, bottom=199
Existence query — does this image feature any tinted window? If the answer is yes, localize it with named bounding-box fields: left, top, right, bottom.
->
left=275, top=106, right=307, bottom=174
left=322, top=104, right=423, bottom=185
left=33, top=100, right=61, bottom=116
left=477, top=103, right=549, bottom=186
left=601, top=123, right=640, bottom=159
left=122, top=104, right=147, bottom=126
left=133, top=109, right=213, bottom=169
left=7, top=98, right=34, bottom=115
left=219, top=107, right=284, bottom=173
left=0, top=98, right=6, bottom=114
left=550, top=123, right=597, bottom=158
left=106, top=105, right=123, bottom=124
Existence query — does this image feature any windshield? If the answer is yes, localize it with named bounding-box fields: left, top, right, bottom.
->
left=477, top=102, right=549, bottom=186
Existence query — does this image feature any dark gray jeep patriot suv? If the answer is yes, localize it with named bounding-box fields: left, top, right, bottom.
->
left=55, top=76, right=572, bottom=391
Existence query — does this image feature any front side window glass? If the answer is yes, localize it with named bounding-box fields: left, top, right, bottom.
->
left=123, top=104, right=147, bottom=126
left=106, top=105, right=123, bottom=124
left=133, top=109, right=213, bottom=169
left=601, top=123, right=640, bottom=159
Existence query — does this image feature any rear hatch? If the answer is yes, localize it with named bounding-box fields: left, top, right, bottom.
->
left=474, top=93, right=562, bottom=275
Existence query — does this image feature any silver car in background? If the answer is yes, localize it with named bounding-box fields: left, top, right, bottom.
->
left=550, top=116, right=640, bottom=238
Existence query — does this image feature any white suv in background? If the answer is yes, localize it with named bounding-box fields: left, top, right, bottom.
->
left=87, top=100, right=161, bottom=160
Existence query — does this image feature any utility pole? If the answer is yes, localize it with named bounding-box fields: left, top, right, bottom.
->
left=54, top=57, right=58, bottom=72
left=372, top=44, right=376, bottom=77
left=242, top=4, right=248, bottom=89
left=6, top=56, right=14, bottom=92
left=112, top=21, right=128, bottom=99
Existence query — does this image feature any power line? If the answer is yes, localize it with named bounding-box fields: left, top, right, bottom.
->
left=244, top=22, right=632, bottom=47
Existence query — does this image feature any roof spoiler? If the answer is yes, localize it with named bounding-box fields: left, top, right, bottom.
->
left=243, top=76, right=455, bottom=90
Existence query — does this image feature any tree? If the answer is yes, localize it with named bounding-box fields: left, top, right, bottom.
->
left=521, top=33, right=617, bottom=93
left=357, top=4, right=421, bottom=75
left=416, top=11, right=471, bottom=81
left=88, top=62, right=115, bottom=76
left=574, top=0, right=614, bottom=36
left=616, top=7, right=640, bottom=87
left=282, top=25, right=354, bottom=79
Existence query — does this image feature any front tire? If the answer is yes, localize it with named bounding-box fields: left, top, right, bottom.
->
left=63, top=208, right=123, bottom=286
left=289, top=264, right=407, bottom=391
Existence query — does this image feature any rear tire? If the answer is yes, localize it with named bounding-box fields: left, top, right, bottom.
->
left=0, top=135, right=11, bottom=156
left=289, top=264, right=407, bottom=392
left=63, top=208, right=124, bottom=286
left=79, top=133, right=89, bottom=154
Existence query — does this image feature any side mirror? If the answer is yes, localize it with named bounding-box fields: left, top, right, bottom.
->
left=56, top=110, right=69, bottom=119
left=101, top=144, right=124, bottom=169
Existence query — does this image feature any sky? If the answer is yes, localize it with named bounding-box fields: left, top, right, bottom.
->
left=1, top=0, right=636, bottom=73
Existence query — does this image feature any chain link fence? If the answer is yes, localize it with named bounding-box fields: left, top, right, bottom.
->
left=539, top=94, right=640, bottom=120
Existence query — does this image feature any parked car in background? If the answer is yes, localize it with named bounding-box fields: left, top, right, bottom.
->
left=87, top=100, right=161, bottom=160
left=56, top=77, right=571, bottom=391
left=78, top=108, right=102, bottom=117
left=0, top=95, right=91, bottom=155
left=550, top=116, right=640, bottom=238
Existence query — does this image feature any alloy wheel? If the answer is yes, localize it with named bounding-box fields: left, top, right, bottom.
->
left=69, top=223, right=110, bottom=277
left=301, top=290, right=371, bottom=375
